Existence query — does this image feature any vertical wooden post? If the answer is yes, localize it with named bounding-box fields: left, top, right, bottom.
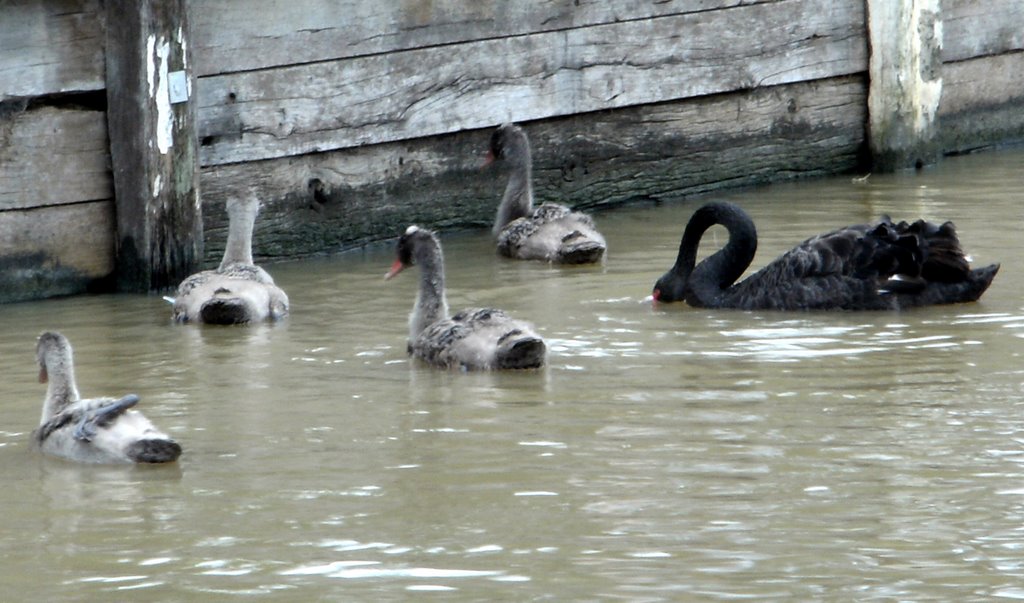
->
left=866, top=0, right=943, bottom=171
left=106, top=0, right=201, bottom=292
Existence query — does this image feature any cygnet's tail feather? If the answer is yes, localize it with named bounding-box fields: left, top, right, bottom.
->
left=126, top=438, right=182, bottom=463
left=496, top=336, right=546, bottom=369
left=199, top=298, right=252, bottom=324
left=558, top=238, right=606, bottom=265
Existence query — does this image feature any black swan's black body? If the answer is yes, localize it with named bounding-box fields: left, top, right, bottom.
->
left=653, top=202, right=999, bottom=311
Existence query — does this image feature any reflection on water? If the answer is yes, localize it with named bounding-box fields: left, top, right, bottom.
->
left=1, top=150, right=1023, bottom=600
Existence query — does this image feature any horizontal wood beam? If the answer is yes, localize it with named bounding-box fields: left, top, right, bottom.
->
left=0, top=107, right=112, bottom=209
left=196, top=0, right=865, bottom=166
left=198, top=76, right=867, bottom=264
left=190, top=0, right=768, bottom=76
left=941, top=0, right=1024, bottom=62
left=939, top=52, right=1024, bottom=153
left=0, top=0, right=106, bottom=100
left=0, top=201, right=115, bottom=304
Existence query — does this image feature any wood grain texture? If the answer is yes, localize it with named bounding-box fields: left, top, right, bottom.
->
left=196, top=0, right=866, bottom=166
left=942, top=0, right=1024, bottom=62
left=0, top=200, right=114, bottom=303
left=0, top=107, right=112, bottom=209
left=190, top=0, right=766, bottom=76
left=866, top=0, right=942, bottom=171
left=0, top=0, right=105, bottom=100
left=939, top=53, right=1024, bottom=152
left=198, top=76, right=866, bottom=265
left=106, top=0, right=202, bottom=292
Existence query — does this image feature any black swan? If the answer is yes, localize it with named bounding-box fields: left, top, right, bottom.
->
left=385, top=225, right=547, bottom=370
left=653, top=201, right=999, bottom=310
left=486, top=123, right=606, bottom=264
left=32, top=332, right=182, bottom=464
left=170, top=195, right=289, bottom=324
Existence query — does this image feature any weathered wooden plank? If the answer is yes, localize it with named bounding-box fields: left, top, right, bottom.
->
left=939, top=53, right=1024, bottom=153
left=534, top=77, right=867, bottom=208
left=0, top=0, right=105, bottom=100
left=0, top=200, right=114, bottom=303
left=942, top=0, right=1024, bottom=62
left=191, top=0, right=769, bottom=76
left=867, top=0, right=942, bottom=170
left=0, top=107, right=112, bottom=209
left=197, top=0, right=866, bottom=166
left=106, top=0, right=202, bottom=292
left=198, top=76, right=866, bottom=264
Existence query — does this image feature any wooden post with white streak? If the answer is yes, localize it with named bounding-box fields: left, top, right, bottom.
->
left=867, top=0, right=943, bottom=171
left=106, top=0, right=202, bottom=292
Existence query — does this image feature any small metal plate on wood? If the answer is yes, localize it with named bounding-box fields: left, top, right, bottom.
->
left=168, top=70, right=189, bottom=104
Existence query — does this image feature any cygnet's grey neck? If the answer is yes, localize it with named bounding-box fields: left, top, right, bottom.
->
left=493, top=139, right=534, bottom=235
left=410, top=237, right=449, bottom=339
left=220, top=198, right=259, bottom=269
left=38, top=345, right=80, bottom=423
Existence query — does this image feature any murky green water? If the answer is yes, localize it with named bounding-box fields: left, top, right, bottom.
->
left=1, top=150, right=1022, bottom=601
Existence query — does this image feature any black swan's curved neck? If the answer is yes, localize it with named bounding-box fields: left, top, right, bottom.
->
left=670, top=202, right=758, bottom=306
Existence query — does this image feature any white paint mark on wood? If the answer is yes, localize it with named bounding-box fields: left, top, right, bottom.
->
left=153, top=174, right=162, bottom=197
left=177, top=26, right=188, bottom=69
left=146, top=34, right=156, bottom=97
left=154, top=38, right=173, bottom=154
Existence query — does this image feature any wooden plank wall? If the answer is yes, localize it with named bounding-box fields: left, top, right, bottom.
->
left=191, top=0, right=870, bottom=263
left=939, top=0, right=1024, bottom=153
left=1, top=0, right=1022, bottom=301
left=0, top=0, right=113, bottom=303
